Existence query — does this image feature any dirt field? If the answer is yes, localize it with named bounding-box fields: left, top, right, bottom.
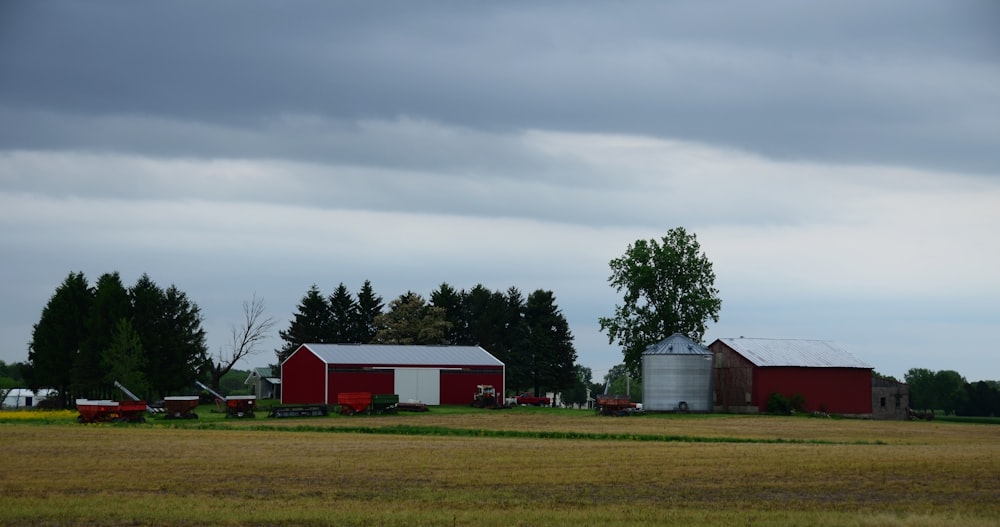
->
left=1, top=409, right=997, bottom=526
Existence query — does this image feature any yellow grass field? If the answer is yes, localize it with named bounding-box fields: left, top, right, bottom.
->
left=1, top=408, right=998, bottom=526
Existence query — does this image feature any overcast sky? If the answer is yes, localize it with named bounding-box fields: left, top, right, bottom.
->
left=2, top=1, right=998, bottom=385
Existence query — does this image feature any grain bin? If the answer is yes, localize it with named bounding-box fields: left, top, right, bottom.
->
left=642, top=333, right=714, bottom=412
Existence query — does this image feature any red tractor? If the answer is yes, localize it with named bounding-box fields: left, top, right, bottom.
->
left=471, top=384, right=505, bottom=409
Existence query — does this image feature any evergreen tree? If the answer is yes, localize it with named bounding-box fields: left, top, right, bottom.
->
left=353, top=280, right=383, bottom=343
left=373, top=292, right=450, bottom=345
left=462, top=285, right=509, bottom=354
left=522, top=289, right=576, bottom=396
left=147, top=285, right=207, bottom=397
left=500, top=286, right=528, bottom=373
left=329, top=283, right=359, bottom=343
left=74, top=272, right=129, bottom=398
left=26, top=272, right=93, bottom=407
left=276, top=285, right=333, bottom=363
left=430, top=282, right=464, bottom=345
left=101, top=318, right=149, bottom=398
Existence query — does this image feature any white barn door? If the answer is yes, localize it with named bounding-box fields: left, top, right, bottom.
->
left=394, top=368, right=440, bottom=405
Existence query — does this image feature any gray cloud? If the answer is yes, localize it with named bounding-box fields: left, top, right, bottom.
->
left=2, top=0, right=999, bottom=382
left=2, top=1, right=998, bottom=173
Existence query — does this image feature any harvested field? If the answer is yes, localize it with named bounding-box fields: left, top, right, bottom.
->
left=1, top=408, right=997, bottom=526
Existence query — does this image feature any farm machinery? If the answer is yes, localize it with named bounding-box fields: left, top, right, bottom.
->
left=75, top=399, right=148, bottom=423
left=75, top=381, right=152, bottom=423
left=595, top=394, right=638, bottom=416
left=162, top=396, right=200, bottom=419
left=335, top=392, right=401, bottom=415
left=196, top=380, right=256, bottom=418
left=471, top=384, right=506, bottom=409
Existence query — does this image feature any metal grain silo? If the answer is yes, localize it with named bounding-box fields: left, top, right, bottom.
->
left=642, top=333, right=714, bottom=412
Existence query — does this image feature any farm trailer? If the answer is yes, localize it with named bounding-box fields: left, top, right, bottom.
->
left=335, top=392, right=400, bottom=415
left=75, top=399, right=147, bottom=423
left=196, top=380, right=256, bottom=418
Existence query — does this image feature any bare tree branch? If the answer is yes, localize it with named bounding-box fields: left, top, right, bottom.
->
left=208, top=293, right=278, bottom=390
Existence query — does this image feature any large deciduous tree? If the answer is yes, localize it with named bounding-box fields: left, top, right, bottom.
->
left=599, top=227, right=721, bottom=379
left=373, top=292, right=450, bottom=345
left=904, top=368, right=936, bottom=412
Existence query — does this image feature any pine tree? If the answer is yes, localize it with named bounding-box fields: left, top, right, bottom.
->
left=74, top=272, right=129, bottom=398
left=329, top=283, right=359, bottom=343
left=26, top=272, right=93, bottom=407
left=101, top=318, right=149, bottom=399
left=147, top=285, right=207, bottom=397
left=523, top=289, right=576, bottom=396
left=353, top=280, right=383, bottom=343
left=276, top=285, right=333, bottom=363
left=430, top=282, right=464, bottom=345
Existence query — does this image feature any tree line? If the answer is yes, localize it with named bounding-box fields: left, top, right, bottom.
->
left=275, top=281, right=579, bottom=397
left=905, top=368, right=1000, bottom=417
left=24, top=272, right=207, bottom=408
left=20, top=270, right=585, bottom=407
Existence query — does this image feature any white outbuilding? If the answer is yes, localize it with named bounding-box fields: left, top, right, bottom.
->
left=1, top=388, right=56, bottom=409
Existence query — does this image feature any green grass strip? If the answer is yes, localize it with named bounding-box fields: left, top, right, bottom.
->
left=180, top=422, right=886, bottom=445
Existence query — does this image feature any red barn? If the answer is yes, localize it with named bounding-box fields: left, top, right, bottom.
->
left=281, top=344, right=504, bottom=406
left=710, top=337, right=873, bottom=416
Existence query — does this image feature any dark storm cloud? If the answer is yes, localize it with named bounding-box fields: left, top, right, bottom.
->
left=1, top=0, right=998, bottom=173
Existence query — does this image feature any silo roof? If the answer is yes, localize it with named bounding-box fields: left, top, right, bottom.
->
left=717, top=337, right=872, bottom=368
left=298, top=343, right=504, bottom=367
left=643, top=333, right=711, bottom=356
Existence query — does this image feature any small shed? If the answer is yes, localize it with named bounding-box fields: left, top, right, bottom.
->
left=872, top=376, right=909, bottom=420
left=642, top=333, right=714, bottom=412
left=281, top=344, right=504, bottom=406
left=2, top=388, right=56, bottom=409
left=711, top=337, right=873, bottom=416
left=244, top=367, right=281, bottom=399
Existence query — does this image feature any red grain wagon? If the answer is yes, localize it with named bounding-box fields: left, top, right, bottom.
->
left=337, top=392, right=372, bottom=415
left=76, top=399, right=148, bottom=423
left=163, top=395, right=200, bottom=419
left=224, top=395, right=256, bottom=418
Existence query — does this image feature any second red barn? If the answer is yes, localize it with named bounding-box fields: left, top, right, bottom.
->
left=281, top=344, right=504, bottom=407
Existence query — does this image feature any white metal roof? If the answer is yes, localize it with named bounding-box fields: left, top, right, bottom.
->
left=716, top=337, right=872, bottom=368
left=643, top=333, right=711, bottom=356
left=298, top=344, right=504, bottom=367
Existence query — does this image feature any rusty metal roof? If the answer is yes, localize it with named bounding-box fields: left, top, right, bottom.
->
left=297, top=344, right=504, bottom=367
left=716, top=337, right=872, bottom=368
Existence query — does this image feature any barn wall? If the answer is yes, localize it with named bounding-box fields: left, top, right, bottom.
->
left=440, top=368, right=505, bottom=405
left=281, top=348, right=326, bottom=405
left=327, top=368, right=395, bottom=404
left=711, top=343, right=756, bottom=411
left=755, top=367, right=872, bottom=415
